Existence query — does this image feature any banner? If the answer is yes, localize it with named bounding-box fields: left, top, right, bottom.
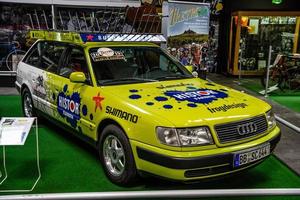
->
left=168, top=1, right=210, bottom=37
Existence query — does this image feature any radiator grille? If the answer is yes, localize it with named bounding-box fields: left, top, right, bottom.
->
left=215, top=115, right=268, bottom=144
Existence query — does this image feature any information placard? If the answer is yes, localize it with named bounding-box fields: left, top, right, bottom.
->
left=0, top=117, right=35, bottom=145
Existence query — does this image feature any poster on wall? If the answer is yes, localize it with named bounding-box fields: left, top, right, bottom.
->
left=249, top=19, right=259, bottom=35
left=166, top=1, right=210, bottom=69
left=168, top=1, right=210, bottom=37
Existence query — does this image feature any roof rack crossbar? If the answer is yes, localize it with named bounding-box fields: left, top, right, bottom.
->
left=58, top=11, right=64, bottom=31
left=68, top=11, right=72, bottom=31
left=74, top=12, right=80, bottom=31
left=26, top=13, right=34, bottom=30
left=95, top=13, right=100, bottom=32
left=136, top=7, right=146, bottom=34
left=155, top=14, right=161, bottom=34
left=90, top=13, right=95, bottom=32
left=130, top=7, right=140, bottom=34
left=34, top=9, right=41, bottom=30
left=99, top=7, right=107, bottom=32
left=113, top=7, right=123, bottom=33
left=149, top=13, right=157, bottom=34
left=82, top=12, right=88, bottom=32
left=107, top=8, right=115, bottom=33
left=121, top=6, right=130, bottom=35
left=142, top=6, right=154, bottom=34
left=41, top=10, right=49, bottom=30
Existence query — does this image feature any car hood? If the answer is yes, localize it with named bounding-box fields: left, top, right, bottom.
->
left=103, top=78, right=271, bottom=127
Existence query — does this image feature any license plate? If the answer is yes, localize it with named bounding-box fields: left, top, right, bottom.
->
left=233, top=144, right=270, bottom=168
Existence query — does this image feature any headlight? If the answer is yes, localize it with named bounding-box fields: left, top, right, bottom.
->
left=156, top=126, right=214, bottom=147
left=266, top=110, right=276, bottom=129
left=156, top=127, right=180, bottom=146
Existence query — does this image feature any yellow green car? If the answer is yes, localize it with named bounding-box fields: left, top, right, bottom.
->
left=16, top=31, right=280, bottom=185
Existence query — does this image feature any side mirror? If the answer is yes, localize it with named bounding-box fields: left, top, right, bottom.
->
left=69, top=72, right=86, bottom=83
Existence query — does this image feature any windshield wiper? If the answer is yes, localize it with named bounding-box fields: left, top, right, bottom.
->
left=100, top=77, right=158, bottom=85
left=156, top=74, right=192, bottom=81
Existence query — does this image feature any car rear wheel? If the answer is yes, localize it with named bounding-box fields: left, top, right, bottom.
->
left=22, top=88, right=36, bottom=117
left=99, top=124, right=138, bottom=185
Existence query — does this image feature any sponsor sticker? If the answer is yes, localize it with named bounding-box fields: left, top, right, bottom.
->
left=164, top=89, right=228, bottom=104
left=93, top=92, right=105, bottom=112
left=57, top=91, right=81, bottom=128
left=90, top=48, right=125, bottom=62
left=106, top=106, right=138, bottom=124
left=207, top=103, right=248, bottom=113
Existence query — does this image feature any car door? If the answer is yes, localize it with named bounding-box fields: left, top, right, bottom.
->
left=55, top=45, right=98, bottom=140
left=21, top=41, right=55, bottom=115
left=37, top=41, right=68, bottom=118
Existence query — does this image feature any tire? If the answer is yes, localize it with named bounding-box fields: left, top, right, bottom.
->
left=6, top=50, right=26, bottom=71
left=99, top=124, right=138, bottom=185
left=21, top=87, right=36, bottom=117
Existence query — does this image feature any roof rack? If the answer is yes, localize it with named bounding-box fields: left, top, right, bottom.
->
left=26, top=4, right=166, bottom=43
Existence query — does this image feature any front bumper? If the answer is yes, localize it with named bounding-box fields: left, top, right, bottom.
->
left=131, top=126, right=281, bottom=181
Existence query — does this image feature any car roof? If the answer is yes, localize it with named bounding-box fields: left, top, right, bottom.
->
left=80, top=41, right=159, bottom=48
left=29, top=30, right=163, bottom=49
left=37, top=39, right=159, bottom=49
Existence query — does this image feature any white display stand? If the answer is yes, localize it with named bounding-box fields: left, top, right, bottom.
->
left=0, top=117, right=41, bottom=192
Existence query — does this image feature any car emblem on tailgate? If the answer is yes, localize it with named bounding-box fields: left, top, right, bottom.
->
left=237, top=122, right=257, bottom=135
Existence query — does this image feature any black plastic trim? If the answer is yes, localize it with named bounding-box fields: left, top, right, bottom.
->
left=137, top=148, right=231, bottom=170
left=137, top=132, right=281, bottom=170
left=15, top=82, right=21, bottom=93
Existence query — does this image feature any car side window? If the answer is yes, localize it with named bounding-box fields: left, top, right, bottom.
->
left=59, top=47, right=92, bottom=85
left=24, top=42, right=43, bottom=68
left=41, top=42, right=67, bottom=74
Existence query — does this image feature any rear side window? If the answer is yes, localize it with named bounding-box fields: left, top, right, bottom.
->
left=24, top=41, right=67, bottom=73
left=41, top=42, right=67, bottom=73
left=24, top=42, right=42, bottom=67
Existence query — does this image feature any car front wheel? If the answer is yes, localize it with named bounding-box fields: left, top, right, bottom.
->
left=99, top=124, right=138, bottom=185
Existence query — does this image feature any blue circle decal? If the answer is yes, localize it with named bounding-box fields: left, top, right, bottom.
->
left=187, top=103, right=197, bottom=108
left=129, top=94, right=141, bottom=99
left=90, top=114, right=94, bottom=120
left=82, top=105, right=88, bottom=116
left=155, top=96, right=168, bottom=101
left=129, top=89, right=138, bottom=93
left=163, top=105, right=173, bottom=109
left=146, top=102, right=154, bottom=106
left=63, top=84, right=68, bottom=92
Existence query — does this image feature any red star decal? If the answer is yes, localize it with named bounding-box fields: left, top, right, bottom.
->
left=86, top=34, right=94, bottom=41
left=93, top=92, right=105, bottom=112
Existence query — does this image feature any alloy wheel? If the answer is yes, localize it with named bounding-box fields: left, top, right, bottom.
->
left=103, top=135, right=126, bottom=176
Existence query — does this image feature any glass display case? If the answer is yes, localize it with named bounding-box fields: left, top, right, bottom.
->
left=228, top=11, right=300, bottom=75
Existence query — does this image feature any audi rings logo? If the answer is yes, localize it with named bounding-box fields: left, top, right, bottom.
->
left=237, top=122, right=257, bottom=135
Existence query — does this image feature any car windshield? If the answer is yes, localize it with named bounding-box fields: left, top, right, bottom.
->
left=89, top=46, right=193, bottom=86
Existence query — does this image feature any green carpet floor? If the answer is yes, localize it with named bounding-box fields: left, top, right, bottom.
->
left=270, top=96, right=300, bottom=113
left=0, top=95, right=300, bottom=199
left=240, top=79, right=300, bottom=113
